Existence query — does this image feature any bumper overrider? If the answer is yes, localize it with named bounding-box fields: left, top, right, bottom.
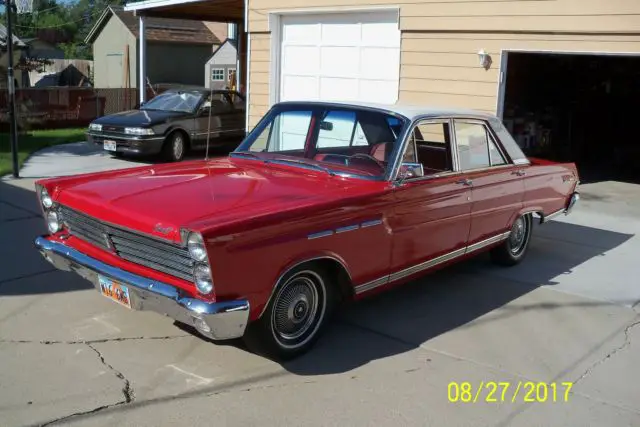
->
left=34, top=236, right=250, bottom=341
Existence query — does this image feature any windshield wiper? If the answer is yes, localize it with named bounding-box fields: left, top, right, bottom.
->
left=267, top=157, right=335, bottom=176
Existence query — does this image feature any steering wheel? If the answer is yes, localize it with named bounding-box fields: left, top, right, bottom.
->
left=349, top=153, right=386, bottom=170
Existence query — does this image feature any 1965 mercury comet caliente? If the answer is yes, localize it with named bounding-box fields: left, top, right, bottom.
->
left=34, top=101, right=580, bottom=360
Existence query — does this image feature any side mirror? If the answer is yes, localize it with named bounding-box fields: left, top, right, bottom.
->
left=399, top=162, right=424, bottom=180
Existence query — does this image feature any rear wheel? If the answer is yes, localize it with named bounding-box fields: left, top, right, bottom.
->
left=162, top=132, right=187, bottom=162
left=490, top=213, right=533, bottom=266
left=243, top=264, right=337, bottom=361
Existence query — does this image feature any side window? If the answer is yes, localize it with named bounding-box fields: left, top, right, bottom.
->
left=316, top=110, right=370, bottom=148
left=454, top=121, right=490, bottom=170
left=404, top=121, right=452, bottom=173
left=249, top=110, right=312, bottom=152
left=317, top=110, right=357, bottom=148
left=454, top=120, right=507, bottom=170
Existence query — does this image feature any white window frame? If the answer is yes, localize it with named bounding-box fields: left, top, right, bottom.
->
left=211, top=68, right=225, bottom=81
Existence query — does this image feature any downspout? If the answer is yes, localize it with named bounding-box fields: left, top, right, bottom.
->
left=138, top=14, right=147, bottom=105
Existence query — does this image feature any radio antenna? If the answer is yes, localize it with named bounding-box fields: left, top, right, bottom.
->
left=204, top=86, right=214, bottom=160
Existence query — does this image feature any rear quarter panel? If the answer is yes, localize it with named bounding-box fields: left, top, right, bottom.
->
left=522, top=157, right=579, bottom=216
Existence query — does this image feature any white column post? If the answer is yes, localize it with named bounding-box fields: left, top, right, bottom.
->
left=139, top=14, right=147, bottom=105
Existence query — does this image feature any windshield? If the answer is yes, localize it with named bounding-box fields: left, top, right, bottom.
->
left=233, top=104, right=408, bottom=179
left=141, top=90, right=203, bottom=113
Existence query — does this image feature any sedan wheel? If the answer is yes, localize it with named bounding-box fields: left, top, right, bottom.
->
left=162, top=132, right=186, bottom=162
left=244, top=265, right=336, bottom=361
left=490, top=213, right=533, bottom=266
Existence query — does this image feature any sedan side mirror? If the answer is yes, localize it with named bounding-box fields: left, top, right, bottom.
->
left=399, top=162, right=424, bottom=180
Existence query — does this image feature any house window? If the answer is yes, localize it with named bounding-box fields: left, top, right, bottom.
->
left=211, top=68, right=224, bottom=81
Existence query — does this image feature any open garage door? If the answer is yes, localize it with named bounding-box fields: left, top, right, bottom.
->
left=499, top=52, right=640, bottom=183
left=278, top=10, right=401, bottom=104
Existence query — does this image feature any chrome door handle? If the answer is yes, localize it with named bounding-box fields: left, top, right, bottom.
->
left=456, top=178, right=472, bottom=186
left=512, top=170, right=526, bottom=176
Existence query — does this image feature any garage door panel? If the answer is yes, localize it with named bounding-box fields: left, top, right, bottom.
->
left=361, top=22, right=401, bottom=47
left=320, top=77, right=360, bottom=101
left=282, top=75, right=319, bottom=100
left=321, top=47, right=360, bottom=77
left=283, top=23, right=320, bottom=44
left=280, top=11, right=400, bottom=104
left=321, top=23, right=362, bottom=45
left=283, top=46, right=320, bottom=75
left=359, top=80, right=398, bottom=103
left=360, top=47, right=400, bottom=79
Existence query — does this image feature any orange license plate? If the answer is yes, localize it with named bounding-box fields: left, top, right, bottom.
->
left=98, top=275, right=132, bottom=309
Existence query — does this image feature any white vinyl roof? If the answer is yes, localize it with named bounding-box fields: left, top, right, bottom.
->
left=275, top=99, right=496, bottom=122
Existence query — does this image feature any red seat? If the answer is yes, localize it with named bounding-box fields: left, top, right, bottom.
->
left=370, top=142, right=394, bottom=163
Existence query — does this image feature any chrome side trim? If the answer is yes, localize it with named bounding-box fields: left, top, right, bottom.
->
left=307, top=218, right=383, bottom=239
left=354, top=230, right=511, bottom=295
left=308, top=230, right=334, bottom=240
left=360, top=219, right=383, bottom=228
left=389, top=247, right=466, bottom=284
left=34, top=236, right=249, bottom=341
left=336, top=224, right=359, bottom=234
left=465, top=231, right=510, bottom=254
left=355, top=276, right=390, bottom=294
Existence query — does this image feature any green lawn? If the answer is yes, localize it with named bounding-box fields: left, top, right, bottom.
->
left=0, top=128, right=87, bottom=177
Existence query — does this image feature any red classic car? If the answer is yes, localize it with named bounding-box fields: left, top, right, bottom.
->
left=34, top=101, right=580, bottom=360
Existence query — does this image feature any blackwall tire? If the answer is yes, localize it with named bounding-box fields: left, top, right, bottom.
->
left=162, top=132, right=186, bottom=162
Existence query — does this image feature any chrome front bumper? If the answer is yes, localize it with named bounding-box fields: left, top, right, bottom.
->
left=34, top=236, right=250, bottom=341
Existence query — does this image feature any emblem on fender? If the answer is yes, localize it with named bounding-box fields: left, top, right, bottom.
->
left=154, top=224, right=174, bottom=235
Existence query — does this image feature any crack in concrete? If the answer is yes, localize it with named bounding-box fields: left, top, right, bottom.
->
left=574, top=318, right=640, bottom=384
left=37, top=341, right=142, bottom=426
left=0, top=335, right=190, bottom=346
left=86, top=343, right=135, bottom=403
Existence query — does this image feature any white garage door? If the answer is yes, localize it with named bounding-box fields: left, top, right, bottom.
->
left=279, top=10, right=401, bottom=104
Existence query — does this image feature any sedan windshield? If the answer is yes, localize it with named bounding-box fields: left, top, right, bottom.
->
left=233, top=104, right=408, bottom=179
left=141, top=91, right=203, bottom=113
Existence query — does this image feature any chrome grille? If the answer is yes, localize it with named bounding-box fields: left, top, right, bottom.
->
left=59, top=205, right=194, bottom=281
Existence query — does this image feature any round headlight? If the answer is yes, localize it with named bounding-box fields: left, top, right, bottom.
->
left=194, top=264, right=213, bottom=294
left=47, top=211, right=61, bottom=234
left=187, top=232, right=207, bottom=261
left=40, top=187, right=53, bottom=209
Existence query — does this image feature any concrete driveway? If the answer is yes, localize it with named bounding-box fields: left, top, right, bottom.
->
left=1, top=142, right=639, bottom=426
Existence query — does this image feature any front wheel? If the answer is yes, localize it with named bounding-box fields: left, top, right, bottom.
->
left=490, top=213, right=533, bottom=266
left=243, top=265, right=336, bottom=361
left=162, top=132, right=187, bottom=162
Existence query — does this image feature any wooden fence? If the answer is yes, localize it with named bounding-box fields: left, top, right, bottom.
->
left=0, top=87, right=161, bottom=132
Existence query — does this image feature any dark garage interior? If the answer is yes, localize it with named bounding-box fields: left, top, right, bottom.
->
left=501, top=52, right=640, bottom=183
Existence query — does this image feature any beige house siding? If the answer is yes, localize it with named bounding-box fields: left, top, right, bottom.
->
left=93, top=15, right=137, bottom=88
left=246, top=0, right=640, bottom=128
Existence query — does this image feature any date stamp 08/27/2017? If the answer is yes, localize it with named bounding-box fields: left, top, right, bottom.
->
left=448, top=381, right=574, bottom=403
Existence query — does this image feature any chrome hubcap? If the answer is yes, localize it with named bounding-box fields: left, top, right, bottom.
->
left=509, top=216, right=529, bottom=255
left=270, top=271, right=326, bottom=349
left=173, top=137, right=184, bottom=159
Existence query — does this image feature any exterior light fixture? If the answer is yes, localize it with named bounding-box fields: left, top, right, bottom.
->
left=478, top=49, right=492, bottom=70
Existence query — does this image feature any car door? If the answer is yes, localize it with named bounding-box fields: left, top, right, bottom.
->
left=452, top=119, right=525, bottom=246
left=390, top=119, right=472, bottom=278
left=226, top=92, right=246, bottom=139
left=193, top=92, right=234, bottom=148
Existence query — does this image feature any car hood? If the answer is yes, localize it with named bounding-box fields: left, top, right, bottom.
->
left=54, top=158, right=386, bottom=243
left=93, top=109, right=188, bottom=127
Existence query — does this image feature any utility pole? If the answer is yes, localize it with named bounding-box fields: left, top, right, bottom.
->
left=4, top=0, right=20, bottom=178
